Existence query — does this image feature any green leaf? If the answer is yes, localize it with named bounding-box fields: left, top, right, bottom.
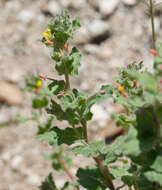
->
left=144, top=170, right=162, bottom=186
left=70, top=47, right=82, bottom=76
left=48, top=80, right=65, bottom=95
left=50, top=126, right=83, bottom=145
left=37, top=116, right=54, bottom=135
left=32, top=97, right=48, bottom=109
left=76, top=166, right=107, bottom=190
left=47, top=100, right=80, bottom=125
left=72, top=141, right=105, bottom=157
left=110, top=165, right=132, bottom=179
left=37, top=131, right=57, bottom=146
left=72, top=16, right=81, bottom=30
left=39, top=173, right=58, bottom=190
left=150, top=155, right=162, bottom=172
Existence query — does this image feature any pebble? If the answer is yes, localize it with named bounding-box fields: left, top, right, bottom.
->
left=91, top=104, right=108, bottom=127
left=16, top=10, right=34, bottom=25
left=88, top=19, right=109, bottom=37
left=11, top=155, right=23, bottom=169
left=122, top=0, right=137, bottom=6
left=0, top=80, right=23, bottom=105
left=48, top=0, right=61, bottom=14
left=98, top=0, right=119, bottom=16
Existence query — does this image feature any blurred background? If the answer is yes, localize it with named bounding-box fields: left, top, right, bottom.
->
left=0, top=0, right=162, bottom=189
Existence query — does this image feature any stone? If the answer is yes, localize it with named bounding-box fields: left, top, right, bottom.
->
left=88, top=19, right=109, bottom=37
left=17, top=10, right=34, bottom=25
left=48, top=1, right=61, bottom=14
left=99, top=0, right=119, bottom=16
left=0, top=81, right=23, bottom=105
left=122, top=0, right=137, bottom=6
left=11, top=155, right=23, bottom=169
left=91, top=104, right=108, bottom=127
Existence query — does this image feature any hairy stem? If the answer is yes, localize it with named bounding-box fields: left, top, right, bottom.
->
left=93, top=157, right=115, bottom=190
left=133, top=182, right=138, bottom=190
left=150, top=0, right=156, bottom=49
left=64, top=72, right=71, bottom=90
left=81, top=121, right=88, bottom=143
left=59, top=159, right=80, bottom=190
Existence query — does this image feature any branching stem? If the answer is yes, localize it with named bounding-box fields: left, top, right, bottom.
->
left=93, top=157, right=115, bottom=190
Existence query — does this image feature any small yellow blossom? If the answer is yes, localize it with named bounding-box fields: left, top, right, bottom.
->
left=61, top=52, right=64, bottom=57
left=36, top=79, right=42, bottom=88
left=118, top=85, right=124, bottom=92
left=45, top=40, right=54, bottom=46
left=42, top=29, right=51, bottom=38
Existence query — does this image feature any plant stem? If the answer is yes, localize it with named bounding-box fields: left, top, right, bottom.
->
left=60, top=159, right=75, bottom=181
left=81, top=121, right=88, bottom=143
left=64, top=72, right=71, bottom=90
left=59, top=159, right=80, bottom=190
left=80, top=121, right=115, bottom=190
left=133, top=182, right=138, bottom=190
left=93, top=157, right=115, bottom=190
left=149, top=0, right=156, bottom=49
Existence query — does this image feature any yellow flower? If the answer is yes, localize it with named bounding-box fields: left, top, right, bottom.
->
left=45, top=40, right=54, bottom=46
left=61, top=52, right=64, bottom=57
left=36, top=80, right=42, bottom=88
left=42, top=29, right=51, bottom=38
left=118, top=85, right=124, bottom=92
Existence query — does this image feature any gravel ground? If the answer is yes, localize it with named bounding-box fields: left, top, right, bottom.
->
left=0, top=0, right=162, bottom=189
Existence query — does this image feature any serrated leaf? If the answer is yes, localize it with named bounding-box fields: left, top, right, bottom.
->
left=76, top=166, right=107, bottom=190
left=37, top=116, right=54, bottom=134
left=150, top=155, right=162, bottom=172
left=37, top=131, right=57, bottom=146
left=39, top=173, right=58, bottom=190
left=144, top=170, right=162, bottom=186
left=110, top=165, right=132, bottom=179
left=50, top=126, right=83, bottom=145
left=70, top=47, right=82, bottom=76
left=72, top=141, right=105, bottom=157
left=32, top=97, right=48, bottom=109
left=48, top=80, right=65, bottom=95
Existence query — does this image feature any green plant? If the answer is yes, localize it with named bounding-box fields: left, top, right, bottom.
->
left=17, top=1, right=162, bottom=190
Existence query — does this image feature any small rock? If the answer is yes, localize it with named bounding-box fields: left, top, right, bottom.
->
left=48, top=1, right=61, bottom=14
left=17, top=10, right=34, bottom=25
left=11, top=155, right=23, bottom=169
left=91, top=104, right=108, bottom=127
left=71, top=0, right=87, bottom=9
left=84, top=44, right=99, bottom=54
left=88, top=19, right=109, bottom=37
left=0, top=81, right=23, bottom=105
left=99, top=0, right=119, bottom=16
left=122, top=0, right=137, bottom=6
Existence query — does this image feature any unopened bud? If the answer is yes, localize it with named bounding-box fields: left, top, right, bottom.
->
left=149, top=49, right=159, bottom=56
left=39, top=74, right=47, bottom=80
left=57, top=92, right=64, bottom=98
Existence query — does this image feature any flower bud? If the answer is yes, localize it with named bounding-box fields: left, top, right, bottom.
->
left=57, top=92, right=64, bottom=98
left=149, top=49, right=159, bottom=56
left=121, top=91, right=128, bottom=98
